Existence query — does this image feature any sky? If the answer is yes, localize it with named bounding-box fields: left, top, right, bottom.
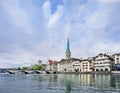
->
left=0, top=0, right=120, bottom=68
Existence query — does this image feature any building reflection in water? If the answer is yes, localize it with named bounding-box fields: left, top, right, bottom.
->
left=57, top=74, right=93, bottom=88
left=32, top=74, right=120, bottom=90
left=57, top=74, right=120, bottom=89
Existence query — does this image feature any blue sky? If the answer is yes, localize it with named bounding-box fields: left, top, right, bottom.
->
left=0, top=0, right=120, bottom=68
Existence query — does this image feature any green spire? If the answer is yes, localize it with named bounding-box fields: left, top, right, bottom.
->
left=66, top=37, right=70, bottom=52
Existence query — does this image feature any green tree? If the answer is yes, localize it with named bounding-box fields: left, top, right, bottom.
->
left=30, top=65, right=42, bottom=70
left=21, top=66, right=28, bottom=70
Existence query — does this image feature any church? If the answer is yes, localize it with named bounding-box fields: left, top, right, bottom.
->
left=58, top=37, right=81, bottom=72
left=45, top=37, right=95, bottom=73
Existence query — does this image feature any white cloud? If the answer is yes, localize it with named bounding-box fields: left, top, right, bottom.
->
left=0, top=0, right=33, bottom=34
left=42, top=1, right=64, bottom=28
left=42, top=1, right=51, bottom=20
left=47, top=5, right=64, bottom=28
left=0, top=45, right=41, bottom=68
left=0, top=0, right=120, bottom=68
left=62, top=0, right=120, bottom=58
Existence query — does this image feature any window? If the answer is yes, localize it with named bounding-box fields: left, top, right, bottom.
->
left=96, top=69, right=99, bottom=71
left=100, top=69, right=103, bottom=71
left=117, top=58, right=119, bottom=60
left=100, top=54, right=102, bottom=58
left=105, top=68, right=108, bottom=71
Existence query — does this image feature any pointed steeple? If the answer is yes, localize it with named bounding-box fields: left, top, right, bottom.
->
left=66, top=37, right=70, bottom=52
left=66, top=37, right=71, bottom=59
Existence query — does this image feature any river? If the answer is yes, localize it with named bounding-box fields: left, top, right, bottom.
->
left=0, top=73, right=120, bottom=93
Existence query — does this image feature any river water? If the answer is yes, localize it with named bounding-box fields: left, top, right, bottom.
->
left=0, top=73, right=120, bottom=93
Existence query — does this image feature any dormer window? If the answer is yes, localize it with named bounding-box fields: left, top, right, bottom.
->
left=100, top=54, right=102, bottom=58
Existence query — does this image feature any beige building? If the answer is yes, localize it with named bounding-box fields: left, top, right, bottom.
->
left=46, top=60, right=58, bottom=71
left=72, top=59, right=81, bottom=72
left=80, top=59, right=93, bottom=72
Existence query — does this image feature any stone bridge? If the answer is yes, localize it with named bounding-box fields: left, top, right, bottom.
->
left=0, top=69, right=56, bottom=74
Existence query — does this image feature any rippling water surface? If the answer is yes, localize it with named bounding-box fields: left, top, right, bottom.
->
left=0, top=73, right=120, bottom=93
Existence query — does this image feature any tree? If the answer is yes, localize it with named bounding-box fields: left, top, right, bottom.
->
left=21, top=66, right=28, bottom=70
left=30, top=65, right=42, bottom=70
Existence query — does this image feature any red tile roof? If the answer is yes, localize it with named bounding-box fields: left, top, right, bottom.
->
left=48, top=60, right=59, bottom=65
left=48, top=60, right=53, bottom=65
left=54, top=61, right=59, bottom=65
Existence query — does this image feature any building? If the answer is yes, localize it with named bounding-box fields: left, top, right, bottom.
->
left=58, top=58, right=81, bottom=72
left=42, top=64, right=47, bottom=70
left=38, top=60, right=42, bottom=66
left=94, top=53, right=114, bottom=72
left=80, top=59, right=93, bottom=72
left=113, top=53, right=120, bottom=71
left=45, top=36, right=120, bottom=73
left=72, top=59, right=81, bottom=72
left=58, top=37, right=81, bottom=72
left=46, top=60, right=58, bottom=71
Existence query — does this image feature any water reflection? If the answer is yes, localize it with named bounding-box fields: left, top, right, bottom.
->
left=0, top=74, right=120, bottom=93
left=110, top=74, right=120, bottom=88
left=65, top=81, right=72, bottom=93
left=32, top=74, right=120, bottom=92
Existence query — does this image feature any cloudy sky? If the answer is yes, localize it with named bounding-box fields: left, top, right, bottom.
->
left=0, top=0, right=120, bottom=68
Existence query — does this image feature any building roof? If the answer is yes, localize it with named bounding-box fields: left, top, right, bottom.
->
left=59, top=59, right=67, bottom=63
left=54, top=61, right=59, bottom=65
left=113, top=53, right=120, bottom=55
left=48, top=60, right=59, bottom=65
left=81, top=59, right=92, bottom=62
left=42, top=64, right=47, bottom=66
left=48, top=60, right=53, bottom=65
left=94, top=53, right=114, bottom=61
left=59, top=58, right=81, bottom=64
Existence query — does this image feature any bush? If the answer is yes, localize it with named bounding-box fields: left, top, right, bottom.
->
left=21, top=66, right=28, bottom=70
left=30, top=65, right=42, bottom=70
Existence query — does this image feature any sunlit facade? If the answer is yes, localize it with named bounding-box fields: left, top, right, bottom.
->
left=94, top=53, right=114, bottom=72
left=80, top=60, right=93, bottom=72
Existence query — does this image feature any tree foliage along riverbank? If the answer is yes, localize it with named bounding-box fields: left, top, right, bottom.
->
left=21, top=65, right=44, bottom=70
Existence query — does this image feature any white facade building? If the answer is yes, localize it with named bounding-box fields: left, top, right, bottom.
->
left=113, top=53, right=120, bottom=71
left=94, top=53, right=114, bottom=72
left=113, top=54, right=120, bottom=64
left=73, top=60, right=81, bottom=72
left=58, top=58, right=81, bottom=72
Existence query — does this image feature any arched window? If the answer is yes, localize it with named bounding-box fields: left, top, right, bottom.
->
left=96, top=69, right=99, bottom=71
left=100, top=69, right=103, bottom=71
left=105, top=68, right=108, bottom=71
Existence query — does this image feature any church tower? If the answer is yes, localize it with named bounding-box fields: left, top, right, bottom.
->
left=66, top=37, right=71, bottom=59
